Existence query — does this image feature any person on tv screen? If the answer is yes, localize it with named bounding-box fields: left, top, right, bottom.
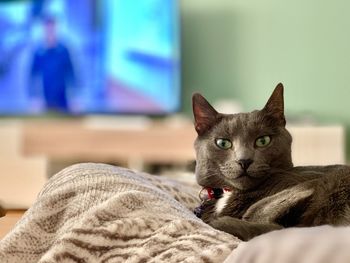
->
left=29, top=16, right=75, bottom=112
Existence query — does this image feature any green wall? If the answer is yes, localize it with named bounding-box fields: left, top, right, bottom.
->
left=180, top=0, right=350, bottom=159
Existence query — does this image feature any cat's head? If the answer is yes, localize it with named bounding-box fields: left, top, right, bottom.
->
left=192, top=83, right=293, bottom=191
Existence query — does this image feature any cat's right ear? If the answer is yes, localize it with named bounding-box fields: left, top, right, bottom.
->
left=192, top=93, right=219, bottom=135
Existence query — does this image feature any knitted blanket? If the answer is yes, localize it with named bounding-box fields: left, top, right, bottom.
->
left=0, top=163, right=239, bottom=263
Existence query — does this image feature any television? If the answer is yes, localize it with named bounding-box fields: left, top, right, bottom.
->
left=0, top=0, right=180, bottom=115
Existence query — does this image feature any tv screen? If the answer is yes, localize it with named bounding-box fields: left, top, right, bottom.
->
left=0, top=0, right=180, bottom=115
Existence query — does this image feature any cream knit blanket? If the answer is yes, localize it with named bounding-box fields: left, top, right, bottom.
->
left=0, top=163, right=239, bottom=263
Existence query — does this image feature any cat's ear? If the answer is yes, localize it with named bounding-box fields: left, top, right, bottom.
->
left=262, top=83, right=286, bottom=126
left=192, top=93, right=219, bottom=135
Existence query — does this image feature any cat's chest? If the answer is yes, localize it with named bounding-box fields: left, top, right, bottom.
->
left=216, top=191, right=262, bottom=218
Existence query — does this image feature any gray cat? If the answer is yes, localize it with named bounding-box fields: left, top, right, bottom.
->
left=192, top=83, right=350, bottom=241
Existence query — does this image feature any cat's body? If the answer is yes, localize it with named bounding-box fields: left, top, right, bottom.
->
left=192, top=84, right=350, bottom=241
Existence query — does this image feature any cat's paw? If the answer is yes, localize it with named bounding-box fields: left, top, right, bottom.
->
left=243, top=186, right=313, bottom=223
left=209, top=216, right=252, bottom=241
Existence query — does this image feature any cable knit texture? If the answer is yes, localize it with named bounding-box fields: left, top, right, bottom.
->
left=0, top=163, right=239, bottom=263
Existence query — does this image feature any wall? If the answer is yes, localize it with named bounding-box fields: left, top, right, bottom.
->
left=180, top=0, right=350, bottom=159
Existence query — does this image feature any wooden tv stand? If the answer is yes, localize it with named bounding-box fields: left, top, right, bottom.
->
left=21, top=118, right=345, bottom=167
left=22, top=117, right=197, bottom=165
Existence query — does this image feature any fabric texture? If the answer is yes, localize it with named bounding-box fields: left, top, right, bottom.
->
left=0, top=163, right=239, bottom=263
left=224, top=225, right=350, bottom=263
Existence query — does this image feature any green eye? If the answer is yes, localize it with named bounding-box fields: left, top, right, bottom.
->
left=215, top=138, right=232, bottom=150
left=255, top=135, right=271, bottom=147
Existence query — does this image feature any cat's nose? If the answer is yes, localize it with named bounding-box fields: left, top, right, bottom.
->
left=237, top=159, right=254, bottom=170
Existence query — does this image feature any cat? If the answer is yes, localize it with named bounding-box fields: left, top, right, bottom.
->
left=192, top=83, right=350, bottom=241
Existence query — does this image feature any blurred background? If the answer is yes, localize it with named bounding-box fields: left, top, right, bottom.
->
left=0, top=0, right=349, bottom=210
left=181, top=0, right=350, bottom=128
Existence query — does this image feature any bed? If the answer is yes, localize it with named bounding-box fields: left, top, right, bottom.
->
left=1, top=163, right=350, bottom=263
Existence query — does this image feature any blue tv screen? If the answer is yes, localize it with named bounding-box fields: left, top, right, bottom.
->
left=0, top=0, right=180, bottom=115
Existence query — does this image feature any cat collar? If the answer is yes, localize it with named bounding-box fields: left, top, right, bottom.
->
left=200, top=187, right=231, bottom=200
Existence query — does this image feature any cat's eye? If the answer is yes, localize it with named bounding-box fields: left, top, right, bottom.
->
left=215, top=138, right=232, bottom=150
left=255, top=135, right=271, bottom=147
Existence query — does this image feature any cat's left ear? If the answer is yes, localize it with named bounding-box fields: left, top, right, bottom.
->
left=262, top=83, right=286, bottom=126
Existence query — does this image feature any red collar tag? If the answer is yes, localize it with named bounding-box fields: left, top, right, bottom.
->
left=206, top=188, right=231, bottom=200
left=207, top=188, right=215, bottom=199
